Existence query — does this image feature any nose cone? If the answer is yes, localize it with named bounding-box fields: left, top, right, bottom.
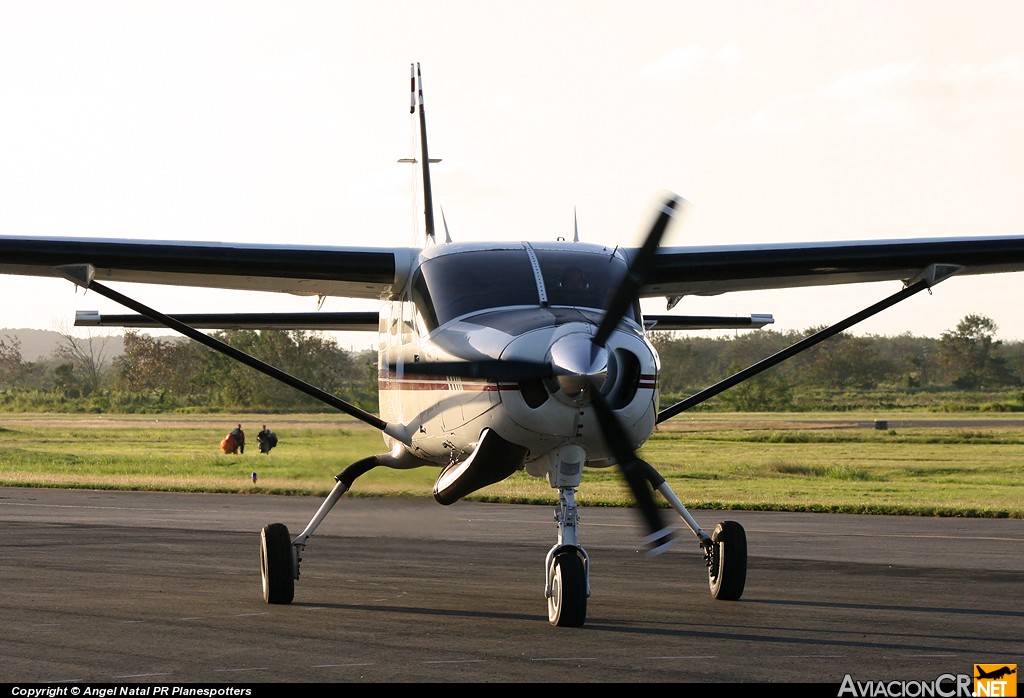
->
left=549, top=333, right=607, bottom=399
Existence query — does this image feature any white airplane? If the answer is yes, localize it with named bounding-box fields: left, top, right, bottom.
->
left=2, top=63, right=1024, bottom=627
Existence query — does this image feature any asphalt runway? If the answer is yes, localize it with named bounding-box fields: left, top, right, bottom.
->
left=0, top=487, right=1021, bottom=685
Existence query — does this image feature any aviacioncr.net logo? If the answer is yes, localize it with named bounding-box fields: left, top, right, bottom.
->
left=974, top=664, right=1017, bottom=698
left=837, top=667, right=1018, bottom=698
left=839, top=673, right=972, bottom=697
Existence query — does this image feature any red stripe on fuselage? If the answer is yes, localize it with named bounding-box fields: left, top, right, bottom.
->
left=379, top=375, right=659, bottom=392
left=378, top=377, right=519, bottom=392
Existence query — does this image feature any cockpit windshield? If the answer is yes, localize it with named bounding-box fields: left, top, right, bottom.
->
left=412, top=250, right=539, bottom=330
left=410, top=246, right=634, bottom=332
left=535, top=249, right=627, bottom=312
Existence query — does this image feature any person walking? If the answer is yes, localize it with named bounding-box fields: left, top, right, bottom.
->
left=230, top=423, right=245, bottom=454
left=257, top=424, right=277, bottom=454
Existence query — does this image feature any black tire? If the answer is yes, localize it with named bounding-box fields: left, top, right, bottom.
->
left=547, top=550, right=587, bottom=627
left=260, top=523, right=295, bottom=604
left=708, top=520, right=747, bottom=601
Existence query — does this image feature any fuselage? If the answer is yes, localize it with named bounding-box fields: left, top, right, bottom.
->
left=377, top=240, right=661, bottom=475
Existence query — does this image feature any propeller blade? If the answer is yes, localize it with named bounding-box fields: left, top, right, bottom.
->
left=394, top=359, right=554, bottom=382
left=585, top=195, right=683, bottom=552
left=591, top=389, right=675, bottom=555
left=593, top=194, right=683, bottom=348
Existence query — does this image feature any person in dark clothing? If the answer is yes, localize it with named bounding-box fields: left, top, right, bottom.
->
left=230, top=424, right=245, bottom=454
left=257, top=424, right=278, bottom=454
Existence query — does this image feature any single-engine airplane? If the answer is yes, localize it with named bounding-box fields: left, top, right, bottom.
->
left=2, top=63, right=1024, bottom=627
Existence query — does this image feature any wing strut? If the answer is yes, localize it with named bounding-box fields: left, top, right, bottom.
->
left=55, top=265, right=408, bottom=442
left=657, top=264, right=961, bottom=423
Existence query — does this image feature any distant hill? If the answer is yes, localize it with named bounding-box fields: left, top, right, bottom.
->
left=0, top=328, right=130, bottom=361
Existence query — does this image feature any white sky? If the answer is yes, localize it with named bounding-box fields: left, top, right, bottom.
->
left=0, top=1, right=1022, bottom=350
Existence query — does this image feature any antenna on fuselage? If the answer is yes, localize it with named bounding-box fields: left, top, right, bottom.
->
left=399, top=64, right=441, bottom=245
left=441, top=206, right=452, bottom=243
left=414, top=63, right=439, bottom=244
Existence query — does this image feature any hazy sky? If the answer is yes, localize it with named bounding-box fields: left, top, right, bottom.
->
left=1, top=1, right=1022, bottom=349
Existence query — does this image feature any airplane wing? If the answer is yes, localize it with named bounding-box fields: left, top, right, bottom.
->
left=642, top=236, right=1024, bottom=298
left=0, top=236, right=416, bottom=300
left=1, top=234, right=1024, bottom=306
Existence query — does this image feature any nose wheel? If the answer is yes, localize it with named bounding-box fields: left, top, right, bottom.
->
left=547, top=548, right=588, bottom=627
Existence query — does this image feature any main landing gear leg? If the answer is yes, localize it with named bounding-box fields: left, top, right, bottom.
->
left=638, top=460, right=747, bottom=601
left=49, top=268, right=418, bottom=608
left=260, top=455, right=379, bottom=605
left=643, top=267, right=969, bottom=602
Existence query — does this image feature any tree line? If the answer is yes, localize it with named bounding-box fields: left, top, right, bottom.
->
left=1, top=314, right=1022, bottom=413
left=653, top=314, right=1024, bottom=410
left=0, top=329, right=378, bottom=413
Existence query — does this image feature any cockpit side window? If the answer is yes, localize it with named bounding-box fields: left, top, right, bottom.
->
left=411, top=250, right=539, bottom=331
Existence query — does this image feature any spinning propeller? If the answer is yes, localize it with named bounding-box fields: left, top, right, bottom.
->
left=589, top=194, right=681, bottom=553
left=403, top=195, right=684, bottom=554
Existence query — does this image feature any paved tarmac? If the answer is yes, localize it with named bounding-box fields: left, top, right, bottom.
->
left=0, top=487, right=1021, bottom=685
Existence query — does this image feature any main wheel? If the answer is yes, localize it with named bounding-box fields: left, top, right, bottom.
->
left=260, top=522, right=295, bottom=604
left=708, top=520, right=747, bottom=600
left=547, top=550, right=587, bottom=627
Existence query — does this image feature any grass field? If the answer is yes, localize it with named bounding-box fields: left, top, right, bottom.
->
left=0, top=411, right=1021, bottom=518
